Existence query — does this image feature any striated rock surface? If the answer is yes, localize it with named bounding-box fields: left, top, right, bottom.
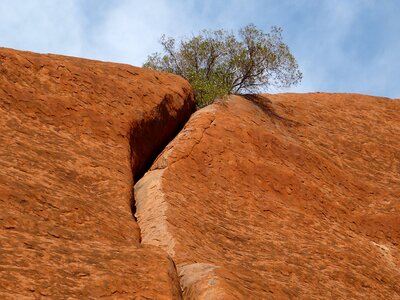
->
left=0, top=48, right=194, bottom=299
left=136, top=94, right=400, bottom=299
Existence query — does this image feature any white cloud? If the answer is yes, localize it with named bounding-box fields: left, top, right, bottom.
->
left=283, top=0, right=400, bottom=98
left=0, top=0, right=83, bottom=55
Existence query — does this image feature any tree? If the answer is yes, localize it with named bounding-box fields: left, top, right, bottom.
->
left=144, top=24, right=302, bottom=108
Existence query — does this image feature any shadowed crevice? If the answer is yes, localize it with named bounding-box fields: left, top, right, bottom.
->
left=128, top=92, right=195, bottom=222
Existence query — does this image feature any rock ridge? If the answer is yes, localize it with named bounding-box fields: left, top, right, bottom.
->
left=136, top=93, right=400, bottom=299
left=0, top=47, right=194, bottom=299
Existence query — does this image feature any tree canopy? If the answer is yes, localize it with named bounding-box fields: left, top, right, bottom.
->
left=144, top=24, right=302, bottom=107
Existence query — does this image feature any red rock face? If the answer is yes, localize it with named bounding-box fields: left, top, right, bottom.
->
left=2, top=48, right=399, bottom=299
left=136, top=94, right=400, bottom=299
left=0, top=48, right=194, bottom=299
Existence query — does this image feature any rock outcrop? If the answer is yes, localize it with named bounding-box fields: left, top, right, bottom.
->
left=2, top=47, right=399, bottom=299
left=136, top=94, right=400, bottom=299
left=0, top=48, right=194, bottom=299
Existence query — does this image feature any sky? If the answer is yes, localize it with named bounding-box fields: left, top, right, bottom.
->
left=1, top=0, right=399, bottom=98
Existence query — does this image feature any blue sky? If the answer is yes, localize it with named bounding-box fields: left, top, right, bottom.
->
left=1, top=0, right=399, bottom=98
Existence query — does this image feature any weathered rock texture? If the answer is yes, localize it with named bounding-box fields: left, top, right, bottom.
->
left=136, top=94, right=400, bottom=299
left=0, top=48, right=194, bottom=299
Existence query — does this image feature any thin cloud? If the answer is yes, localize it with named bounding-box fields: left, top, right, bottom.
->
left=0, top=0, right=398, bottom=98
left=0, top=0, right=84, bottom=55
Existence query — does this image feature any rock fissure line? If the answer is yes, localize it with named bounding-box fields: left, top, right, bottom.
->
left=133, top=105, right=219, bottom=298
left=133, top=105, right=218, bottom=251
left=126, top=95, right=196, bottom=299
left=128, top=93, right=194, bottom=223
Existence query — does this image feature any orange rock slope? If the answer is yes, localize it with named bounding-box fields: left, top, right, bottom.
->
left=0, top=48, right=194, bottom=299
left=1, top=47, right=399, bottom=299
left=136, top=94, right=400, bottom=299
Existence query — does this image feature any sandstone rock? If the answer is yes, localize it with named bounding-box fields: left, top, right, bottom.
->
left=0, top=48, right=194, bottom=299
left=136, top=94, right=400, bottom=299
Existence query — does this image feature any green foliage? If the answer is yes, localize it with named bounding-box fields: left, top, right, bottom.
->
left=144, top=24, right=302, bottom=108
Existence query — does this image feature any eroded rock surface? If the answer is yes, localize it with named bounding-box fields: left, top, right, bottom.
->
left=136, top=94, right=400, bottom=299
left=0, top=48, right=194, bottom=299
